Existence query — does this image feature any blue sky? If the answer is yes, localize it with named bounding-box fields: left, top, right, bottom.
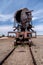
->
left=0, top=0, right=43, bottom=36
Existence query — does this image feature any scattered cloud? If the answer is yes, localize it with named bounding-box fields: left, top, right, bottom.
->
left=0, top=13, right=14, bottom=22
left=34, top=25, right=43, bottom=31
left=0, top=0, right=43, bottom=35
left=33, top=24, right=43, bottom=35
left=32, top=9, right=43, bottom=21
left=0, top=25, right=13, bottom=36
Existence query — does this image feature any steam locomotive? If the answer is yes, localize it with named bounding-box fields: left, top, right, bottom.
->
left=14, top=8, right=35, bottom=45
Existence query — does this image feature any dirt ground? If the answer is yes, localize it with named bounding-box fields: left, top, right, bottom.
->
left=0, top=36, right=43, bottom=65
left=0, top=37, right=14, bottom=62
left=31, top=35, right=43, bottom=65
left=3, top=45, right=34, bottom=65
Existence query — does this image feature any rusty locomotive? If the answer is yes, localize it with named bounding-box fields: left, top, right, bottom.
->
left=13, top=8, right=36, bottom=45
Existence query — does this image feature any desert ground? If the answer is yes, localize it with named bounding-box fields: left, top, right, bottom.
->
left=0, top=37, right=14, bottom=62
left=31, top=36, right=43, bottom=65
left=0, top=36, right=43, bottom=65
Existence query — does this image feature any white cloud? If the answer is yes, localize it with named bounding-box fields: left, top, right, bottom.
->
left=32, top=24, right=43, bottom=35
left=0, top=24, right=43, bottom=36
left=0, top=9, right=43, bottom=35
left=0, top=13, right=14, bottom=22
left=34, top=25, right=43, bottom=31
left=0, top=25, right=18, bottom=36
left=33, top=9, right=43, bottom=15
left=0, top=25, right=13, bottom=36
left=0, top=9, right=43, bottom=22
left=32, top=9, right=43, bottom=21
left=32, top=17, right=38, bottom=20
left=11, top=17, right=14, bottom=22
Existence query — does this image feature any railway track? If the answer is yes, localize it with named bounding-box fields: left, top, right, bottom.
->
left=0, top=44, right=37, bottom=65
left=29, top=46, right=37, bottom=65
left=0, top=46, right=17, bottom=65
